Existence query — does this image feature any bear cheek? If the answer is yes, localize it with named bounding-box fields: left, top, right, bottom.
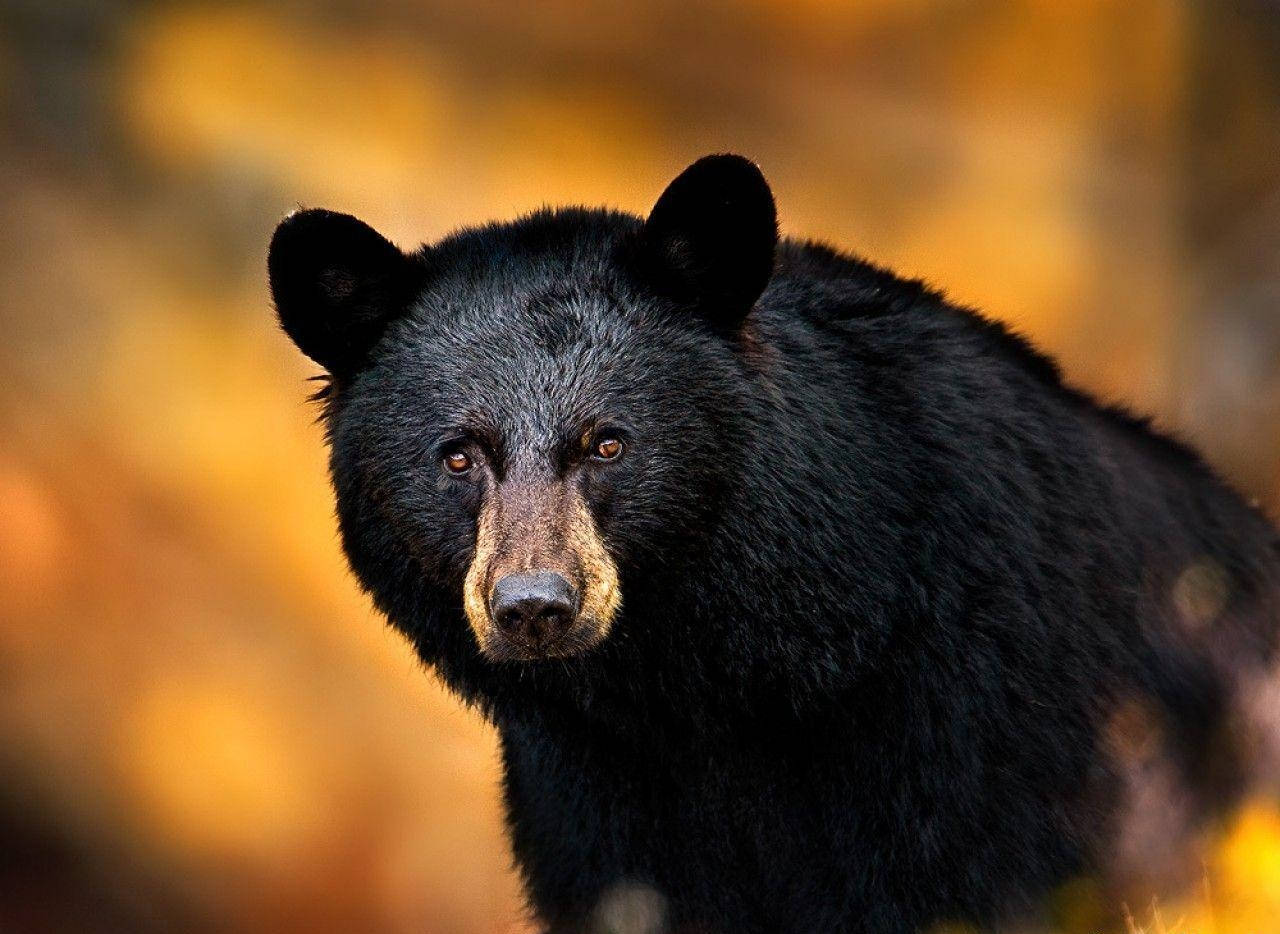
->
left=564, top=497, right=622, bottom=638
left=461, top=502, right=499, bottom=651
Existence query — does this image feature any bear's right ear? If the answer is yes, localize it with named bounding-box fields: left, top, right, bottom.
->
left=268, top=209, right=425, bottom=376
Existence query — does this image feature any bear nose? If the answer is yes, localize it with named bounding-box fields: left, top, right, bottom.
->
left=490, top=571, right=578, bottom=647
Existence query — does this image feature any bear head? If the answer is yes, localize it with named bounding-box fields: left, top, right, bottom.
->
left=269, top=155, right=777, bottom=666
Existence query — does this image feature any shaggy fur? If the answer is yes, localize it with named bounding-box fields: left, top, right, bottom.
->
left=269, top=155, right=1280, bottom=933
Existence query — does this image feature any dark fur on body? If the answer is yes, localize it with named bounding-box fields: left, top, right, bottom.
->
left=269, top=156, right=1280, bottom=933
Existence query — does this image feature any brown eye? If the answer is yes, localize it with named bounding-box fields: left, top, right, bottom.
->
left=443, top=451, right=472, bottom=474
left=594, top=437, right=623, bottom=461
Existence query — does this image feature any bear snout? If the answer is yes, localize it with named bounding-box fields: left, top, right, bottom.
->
left=461, top=479, right=622, bottom=661
left=489, top=571, right=579, bottom=651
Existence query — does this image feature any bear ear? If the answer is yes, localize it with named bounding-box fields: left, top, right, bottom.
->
left=268, top=209, right=425, bottom=376
left=639, top=154, right=778, bottom=332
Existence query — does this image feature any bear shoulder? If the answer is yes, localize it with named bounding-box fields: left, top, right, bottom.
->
left=762, top=238, right=1249, bottom=511
left=768, top=238, right=1063, bottom=387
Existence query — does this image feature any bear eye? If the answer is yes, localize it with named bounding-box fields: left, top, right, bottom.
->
left=593, top=437, right=624, bottom=461
left=443, top=450, right=472, bottom=474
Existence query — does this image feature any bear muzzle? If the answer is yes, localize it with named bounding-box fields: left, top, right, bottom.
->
left=462, top=480, right=621, bottom=661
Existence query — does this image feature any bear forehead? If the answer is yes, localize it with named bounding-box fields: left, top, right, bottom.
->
left=395, top=213, right=662, bottom=352
left=409, top=207, right=642, bottom=303
left=364, top=287, right=684, bottom=429
left=391, top=277, right=663, bottom=375
left=413, top=279, right=638, bottom=344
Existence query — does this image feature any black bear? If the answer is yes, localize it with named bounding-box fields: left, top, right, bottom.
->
left=268, top=155, right=1280, bottom=933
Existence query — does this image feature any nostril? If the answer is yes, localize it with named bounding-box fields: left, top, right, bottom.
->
left=490, top=572, right=578, bottom=645
left=495, top=596, right=567, bottom=632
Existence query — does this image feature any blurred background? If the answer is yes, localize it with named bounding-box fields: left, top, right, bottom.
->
left=2, top=1, right=1280, bottom=931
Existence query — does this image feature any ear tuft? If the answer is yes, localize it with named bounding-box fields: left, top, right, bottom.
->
left=640, top=154, right=778, bottom=331
left=268, top=209, right=424, bottom=375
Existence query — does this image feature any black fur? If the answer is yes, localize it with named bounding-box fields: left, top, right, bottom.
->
left=270, top=155, right=1280, bottom=933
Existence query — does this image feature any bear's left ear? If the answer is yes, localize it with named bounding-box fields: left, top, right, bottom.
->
left=639, top=154, right=778, bottom=332
left=268, top=209, right=426, bottom=376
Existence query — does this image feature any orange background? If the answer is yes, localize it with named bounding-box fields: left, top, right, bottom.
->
left=3, top=2, right=1280, bottom=931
